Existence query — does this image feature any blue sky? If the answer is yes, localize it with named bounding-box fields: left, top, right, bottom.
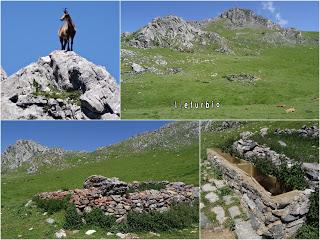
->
left=1, top=121, right=169, bottom=153
left=1, top=1, right=120, bottom=80
left=122, top=1, right=319, bottom=32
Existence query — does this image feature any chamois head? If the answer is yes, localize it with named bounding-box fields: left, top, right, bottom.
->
left=60, top=8, right=71, bottom=21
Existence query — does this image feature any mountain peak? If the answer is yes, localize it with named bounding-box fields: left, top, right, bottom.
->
left=219, top=7, right=281, bottom=30
left=1, top=50, right=120, bottom=120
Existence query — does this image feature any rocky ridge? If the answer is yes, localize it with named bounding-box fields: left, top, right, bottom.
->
left=123, top=8, right=309, bottom=52
left=1, top=140, right=67, bottom=174
left=1, top=50, right=120, bottom=120
left=37, top=175, right=199, bottom=223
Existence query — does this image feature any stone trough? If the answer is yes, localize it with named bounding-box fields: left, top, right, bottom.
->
left=207, top=149, right=313, bottom=239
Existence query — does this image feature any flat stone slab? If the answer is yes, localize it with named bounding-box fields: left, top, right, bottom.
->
left=223, top=195, right=234, bottom=205
left=228, top=206, right=241, bottom=219
left=213, top=179, right=226, bottom=189
left=200, top=202, right=205, bottom=209
left=211, top=206, right=226, bottom=224
left=205, top=192, right=219, bottom=203
left=201, top=212, right=211, bottom=229
left=202, top=183, right=216, bottom=192
left=234, top=219, right=261, bottom=239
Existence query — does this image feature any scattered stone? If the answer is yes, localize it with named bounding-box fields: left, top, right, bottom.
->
left=116, top=232, right=127, bottom=239
left=149, top=231, right=160, bottom=237
left=85, top=230, right=96, bottom=236
left=28, top=227, right=33, bottom=231
left=260, top=128, right=268, bottom=137
left=240, top=131, right=254, bottom=140
left=224, top=73, right=258, bottom=83
left=42, top=212, right=48, bottom=216
left=25, top=200, right=32, bottom=207
left=200, top=202, right=205, bottom=209
left=278, top=140, right=287, bottom=147
left=228, top=206, right=241, bottom=219
left=211, top=206, right=226, bottom=224
left=205, top=192, right=219, bottom=203
left=46, top=218, right=55, bottom=224
left=107, top=232, right=114, bottom=236
left=302, top=163, right=319, bottom=181
left=202, top=183, right=216, bottom=192
left=131, top=63, right=145, bottom=73
left=72, top=230, right=80, bottom=234
left=55, top=229, right=67, bottom=239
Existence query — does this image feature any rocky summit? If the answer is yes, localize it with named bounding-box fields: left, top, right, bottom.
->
left=218, top=8, right=281, bottom=30
left=1, top=50, right=120, bottom=120
left=1, top=140, right=65, bottom=174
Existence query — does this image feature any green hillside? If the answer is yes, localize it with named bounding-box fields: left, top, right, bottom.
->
left=1, top=122, right=199, bottom=239
left=121, top=11, right=319, bottom=119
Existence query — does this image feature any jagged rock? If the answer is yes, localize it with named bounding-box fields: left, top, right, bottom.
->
left=302, top=163, right=319, bottom=181
left=1, top=66, right=7, bottom=81
left=260, top=128, right=269, bottom=137
left=1, top=50, right=119, bottom=119
left=83, top=175, right=129, bottom=196
left=1, top=140, right=65, bottom=173
left=127, top=15, right=204, bottom=51
left=219, top=8, right=281, bottom=30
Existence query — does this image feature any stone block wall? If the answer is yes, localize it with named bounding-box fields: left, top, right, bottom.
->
left=207, top=149, right=313, bottom=239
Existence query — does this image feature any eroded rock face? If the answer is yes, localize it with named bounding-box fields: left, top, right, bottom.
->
left=219, top=8, right=281, bottom=30
left=1, top=140, right=65, bottom=173
left=127, top=15, right=204, bottom=51
left=37, top=177, right=199, bottom=221
left=1, top=50, right=120, bottom=120
left=1, top=66, right=7, bottom=81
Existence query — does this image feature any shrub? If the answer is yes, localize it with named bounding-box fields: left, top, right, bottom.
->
left=296, top=224, right=319, bottom=239
left=84, top=208, right=116, bottom=229
left=64, top=204, right=83, bottom=229
left=124, top=202, right=198, bottom=232
left=275, top=162, right=307, bottom=190
left=33, top=195, right=70, bottom=214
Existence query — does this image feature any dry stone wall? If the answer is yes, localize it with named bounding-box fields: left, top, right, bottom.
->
left=37, top=176, right=199, bottom=223
left=207, top=149, right=313, bottom=239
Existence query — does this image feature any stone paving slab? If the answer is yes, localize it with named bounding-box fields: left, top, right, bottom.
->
left=234, top=219, right=262, bottom=239
left=228, top=206, right=241, bottom=219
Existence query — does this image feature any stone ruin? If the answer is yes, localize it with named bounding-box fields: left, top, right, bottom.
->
left=207, top=149, right=314, bottom=239
left=37, top=175, right=199, bottom=223
left=223, top=73, right=258, bottom=83
left=274, top=125, right=319, bottom=138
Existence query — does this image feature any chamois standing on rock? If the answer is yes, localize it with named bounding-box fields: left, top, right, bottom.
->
left=58, top=8, right=76, bottom=51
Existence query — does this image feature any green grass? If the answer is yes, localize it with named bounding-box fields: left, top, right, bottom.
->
left=121, top=44, right=318, bottom=119
left=201, top=121, right=319, bottom=162
left=1, top=143, right=199, bottom=239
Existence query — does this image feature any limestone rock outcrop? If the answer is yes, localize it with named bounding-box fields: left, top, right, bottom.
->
left=1, top=66, right=7, bottom=81
left=1, top=50, right=120, bottom=120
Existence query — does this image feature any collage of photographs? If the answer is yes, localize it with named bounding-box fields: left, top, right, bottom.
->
left=0, top=0, right=319, bottom=239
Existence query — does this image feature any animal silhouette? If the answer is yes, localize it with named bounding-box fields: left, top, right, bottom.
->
left=58, top=8, right=76, bottom=51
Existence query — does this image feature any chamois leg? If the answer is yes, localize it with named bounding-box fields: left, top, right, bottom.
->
left=60, top=37, right=64, bottom=50
left=67, top=39, right=70, bottom=51
left=70, top=37, right=74, bottom=51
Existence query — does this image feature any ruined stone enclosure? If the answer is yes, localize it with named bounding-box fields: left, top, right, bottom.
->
left=207, top=149, right=313, bottom=239
left=37, top=175, right=199, bottom=223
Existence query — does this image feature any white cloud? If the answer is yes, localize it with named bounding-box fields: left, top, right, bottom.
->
left=261, top=1, right=288, bottom=26
left=262, top=1, right=275, bottom=13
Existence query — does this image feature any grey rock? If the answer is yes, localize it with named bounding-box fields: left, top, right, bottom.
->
left=240, top=131, right=254, bottom=140
left=46, top=218, right=55, bottom=224
left=83, top=175, right=129, bottom=196
left=131, top=63, right=145, bottom=73
left=278, top=140, right=287, bottom=147
left=1, top=66, right=7, bottom=81
left=235, top=219, right=262, bottom=239
left=260, top=128, right=268, bottom=137
left=228, top=206, right=241, bottom=219
left=55, top=229, right=67, bottom=239
left=1, top=50, right=119, bottom=120
left=222, top=195, right=234, bottom=205
left=85, top=230, right=96, bottom=236
left=211, top=206, right=226, bottom=224
left=302, top=163, right=319, bottom=181
left=205, top=192, right=219, bottom=203
left=202, top=183, right=216, bottom=192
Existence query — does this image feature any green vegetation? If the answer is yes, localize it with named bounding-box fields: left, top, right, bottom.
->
left=64, top=204, right=83, bottom=229
left=122, top=24, right=319, bottom=119
left=296, top=190, right=319, bottom=239
left=202, top=121, right=318, bottom=190
left=1, top=124, right=199, bottom=238
left=33, top=80, right=82, bottom=106
left=33, top=195, right=70, bottom=214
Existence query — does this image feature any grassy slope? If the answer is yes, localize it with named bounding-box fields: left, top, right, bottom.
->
left=121, top=25, right=319, bottom=119
left=201, top=121, right=319, bottom=163
left=2, top=133, right=199, bottom=238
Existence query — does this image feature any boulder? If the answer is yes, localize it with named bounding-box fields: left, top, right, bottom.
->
left=1, top=50, right=119, bottom=119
